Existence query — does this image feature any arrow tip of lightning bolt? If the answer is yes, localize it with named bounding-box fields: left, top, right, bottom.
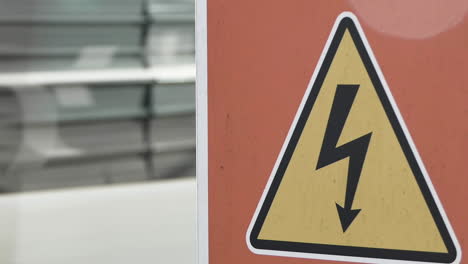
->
left=336, top=203, right=361, bottom=232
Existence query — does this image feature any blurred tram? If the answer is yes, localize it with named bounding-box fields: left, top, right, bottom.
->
left=0, top=0, right=196, bottom=263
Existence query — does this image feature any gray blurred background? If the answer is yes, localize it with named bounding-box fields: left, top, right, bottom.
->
left=0, top=0, right=196, bottom=263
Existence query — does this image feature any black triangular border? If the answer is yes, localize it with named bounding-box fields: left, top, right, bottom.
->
left=249, top=16, right=457, bottom=263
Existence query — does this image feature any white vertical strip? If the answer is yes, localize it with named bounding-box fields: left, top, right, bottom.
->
left=195, top=0, right=209, bottom=262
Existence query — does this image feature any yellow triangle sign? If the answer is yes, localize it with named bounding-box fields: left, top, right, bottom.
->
left=247, top=13, right=460, bottom=264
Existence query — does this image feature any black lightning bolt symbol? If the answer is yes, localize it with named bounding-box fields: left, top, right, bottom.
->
left=316, top=84, right=372, bottom=232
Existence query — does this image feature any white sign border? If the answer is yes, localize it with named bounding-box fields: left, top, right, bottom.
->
left=244, top=11, right=462, bottom=264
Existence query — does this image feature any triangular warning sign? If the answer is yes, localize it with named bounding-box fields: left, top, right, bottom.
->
left=247, top=12, right=460, bottom=264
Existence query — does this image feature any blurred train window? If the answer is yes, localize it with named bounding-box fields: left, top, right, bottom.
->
left=0, top=0, right=196, bottom=263
left=0, top=0, right=195, bottom=192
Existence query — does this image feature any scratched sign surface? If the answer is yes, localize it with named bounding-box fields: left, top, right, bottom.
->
left=203, top=2, right=468, bottom=264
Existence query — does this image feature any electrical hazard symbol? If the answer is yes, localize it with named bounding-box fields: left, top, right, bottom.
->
left=246, top=12, right=460, bottom=264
